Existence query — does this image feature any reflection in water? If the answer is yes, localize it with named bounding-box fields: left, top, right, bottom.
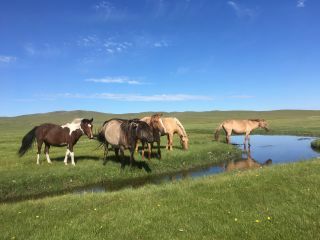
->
left=223, top=147, right=272, bottom=172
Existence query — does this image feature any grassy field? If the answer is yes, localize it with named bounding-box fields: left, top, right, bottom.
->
left=1, top=110, right=320, bottom=239
left=0, top=110, right=320, bottom=201
left=1, top=158, right=319, bottom=240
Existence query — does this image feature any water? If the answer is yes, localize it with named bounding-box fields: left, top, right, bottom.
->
left=76, top=135, right=320, bottom=195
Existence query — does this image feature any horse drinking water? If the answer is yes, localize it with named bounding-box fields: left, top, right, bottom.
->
left=18, top=118, right=94, bottom=165
left=214, top=119, right=269, bottom=147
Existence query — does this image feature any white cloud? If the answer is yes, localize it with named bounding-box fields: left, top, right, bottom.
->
left=103, top=39, right=132, bottom=54
left=77, top=35, right=99, bottom=47
left=297, top=0, right=306, bottom=8
left=85, top=76, right=142, bottom=85
left=93, top=1, right=128, bottom=21
left=0, top=55, right=17, bottom=63
left=153, top=40, right=169, bottom=48
left=24, top=43, right=61, bottom=57
left=227, top=1, right=255, bottom=18
left=57, top=93, right=213, bottom=102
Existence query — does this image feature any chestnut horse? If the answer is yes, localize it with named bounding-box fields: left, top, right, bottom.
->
left=18, top=118, right=94, bottom=165
left=214, top=119, right=269, bottom=146
left=135, top=113, right=167, bottom=160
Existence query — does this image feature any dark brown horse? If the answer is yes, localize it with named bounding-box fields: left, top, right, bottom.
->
left=97, top=118, right=154, bottom=167
left=135, top=113, right=167, bottom=160
left=18, top=118, right=94, bottom=165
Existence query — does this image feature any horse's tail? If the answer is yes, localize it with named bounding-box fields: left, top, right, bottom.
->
left=96, top=125, right=107, bottom=147
left=18, top=126, right=38, bottom=157
left=214, top=123, right=223, bottom=141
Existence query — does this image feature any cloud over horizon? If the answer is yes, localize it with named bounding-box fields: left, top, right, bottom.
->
left=85, top=76, right=143, bottom=85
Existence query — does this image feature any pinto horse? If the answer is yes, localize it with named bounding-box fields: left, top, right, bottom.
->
left=214, top=119, right=269, bottom=146
left=18, top=118, right=94, bottom=165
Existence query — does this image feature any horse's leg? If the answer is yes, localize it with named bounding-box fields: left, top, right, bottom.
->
left=148, top=143, right=152, bottom=160
left=130, top=144, right=135, bottom=167
left=169, top=133, right=173, bottom=151
left=103, top=143, right=109, bottom=165
left=135, top=139, right=140, bottom=153
left=69, top=144, right=75, bottom=166
left=64, top=148, right=70, bottom=165
left=166, top=134, right=170, bottom=150
left=119, top=146, right=125, bottom=168
left=114, top=147, right=119, bottom=159
left=36, top=139, right=43, bottom=165
left=104, top=143, right=109, bottom=159
left=157, top=140, right=161, bottom=159
left=44, top=143, right=52, bottom=164
left=141, top=141, right=145, bottom=160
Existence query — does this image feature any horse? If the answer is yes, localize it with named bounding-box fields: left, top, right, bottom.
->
left=97, top=118, right=154, bottom=167
left=162, top=117, right=189, bottom=151
left=223, top=149, right=272, bottom=172
left=214, top=119, right=269, bottom=146
left=135, top=113, right=167, bottom=160
left=18, top=118, right=94, bottom=165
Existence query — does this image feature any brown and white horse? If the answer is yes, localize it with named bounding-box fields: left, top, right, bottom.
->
left=162, top=117, right=189, bottom=151
left=18, top=118, right=94, bottom=165
left=135, top=113, right=167, bottom=160
left=214, top=119, right=269, bottom=146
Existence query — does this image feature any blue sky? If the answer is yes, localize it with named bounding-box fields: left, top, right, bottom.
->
left=1, top=0, right=319, bottom=116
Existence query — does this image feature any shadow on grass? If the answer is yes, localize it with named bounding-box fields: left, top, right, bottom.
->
left=51, top=155, right=101, bottom=162
left=103, top=154, right=152, bottom=173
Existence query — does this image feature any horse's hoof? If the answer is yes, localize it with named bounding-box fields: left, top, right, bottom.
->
left=64, top=163, right=68, bottom=166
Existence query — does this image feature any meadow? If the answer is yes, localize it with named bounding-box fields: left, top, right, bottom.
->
left=0, top=110, right=320, bottom=239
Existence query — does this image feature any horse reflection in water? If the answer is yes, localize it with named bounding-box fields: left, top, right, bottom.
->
left=223, top=147, right=272, bottom=172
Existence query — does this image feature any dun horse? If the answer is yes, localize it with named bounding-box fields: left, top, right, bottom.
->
left=162, top=117, right=189, bottom=151
left=215, top=119, right=269, bottom=146
left=97, top=118, right=154, bottom=167
left=18, top=118, right=94, bottom=165
left=135, top=113, right=167, bottom=160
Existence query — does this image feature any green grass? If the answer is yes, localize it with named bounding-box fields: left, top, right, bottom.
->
left=1, top=159, right=320, bottom=240
left=1, top=110, right=320, bottom=201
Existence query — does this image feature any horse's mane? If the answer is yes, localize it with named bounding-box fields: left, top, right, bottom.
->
left=249, top=119, right=264, bottom=122
left=102, top=118, right=141, bottom=127
left=175, top=118, right=188, bottom=138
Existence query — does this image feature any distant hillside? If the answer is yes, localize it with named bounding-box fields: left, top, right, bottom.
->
left=1, top=109, right=320, bottom=133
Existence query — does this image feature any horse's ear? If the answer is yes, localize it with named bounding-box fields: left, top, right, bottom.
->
left=90, top=118, right=93, bottom=122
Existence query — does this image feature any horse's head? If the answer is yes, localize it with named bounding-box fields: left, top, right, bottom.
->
left=150, top=113, right=166, bottom=134
left=81, top=118, right=94, bottom=139
left=258, top=119, right=269, bottom=132
left=133, top=121, right=154, bottom=143
left=180, top=135, right=189, bottom=150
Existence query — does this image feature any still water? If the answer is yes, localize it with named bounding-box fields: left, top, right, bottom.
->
left=75, top=135, right=320, bottom=194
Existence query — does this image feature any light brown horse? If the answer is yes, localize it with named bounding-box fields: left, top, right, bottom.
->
left=215, top=119, right=269, bottom=146
left=135, top=113, right=167, bottom=160
left=162, top=117, right=189, bottom=151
